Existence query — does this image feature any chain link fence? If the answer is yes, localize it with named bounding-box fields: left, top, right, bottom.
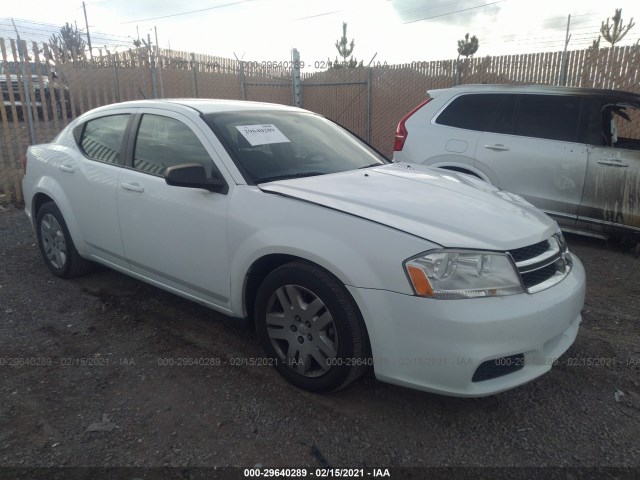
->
left=2, top=36, right=640, bottom=205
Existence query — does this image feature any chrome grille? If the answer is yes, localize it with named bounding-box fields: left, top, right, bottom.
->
left=509, top=235, right=571, bottom=294
left=509, top=240, right=550, bottom=263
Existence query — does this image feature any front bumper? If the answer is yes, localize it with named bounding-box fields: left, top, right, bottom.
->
left=348, top=255, right=586, bottom=397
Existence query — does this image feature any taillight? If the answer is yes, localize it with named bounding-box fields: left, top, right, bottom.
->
left=393, top=98, right=432, bottom=152
left=21, top=154, right=27, bottom=175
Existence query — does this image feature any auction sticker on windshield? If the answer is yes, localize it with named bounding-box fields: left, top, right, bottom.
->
left=236, top=124, right=290, bottom=146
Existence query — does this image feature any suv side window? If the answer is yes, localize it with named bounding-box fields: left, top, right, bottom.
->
left=79, top=114, right=130, bottom=164
left=435, top=94, right=514, bottom=134
left=133, top=114, right=216, bottom=177
left=515, top=95, right=582, bottom=142
left=600, top=103, right=640, bottom=151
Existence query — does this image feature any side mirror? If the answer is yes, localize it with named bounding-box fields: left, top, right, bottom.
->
left=164, top=163, right=227, bottom=193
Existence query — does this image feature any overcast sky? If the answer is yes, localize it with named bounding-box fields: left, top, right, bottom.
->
left=1, top=0, right=639, bottom=66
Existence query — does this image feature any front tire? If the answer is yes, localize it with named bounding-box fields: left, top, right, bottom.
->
left=35, top=202, right=92, bottom=278
left=255, top=262, right=369, bottom=392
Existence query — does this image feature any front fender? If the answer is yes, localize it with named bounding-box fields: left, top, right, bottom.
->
left=227, top=188, right=440, bottom=316
left=229, top=227, right=381, bottom=313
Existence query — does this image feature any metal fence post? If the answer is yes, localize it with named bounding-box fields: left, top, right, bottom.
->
left=155, top=27, right=164, bottom=98
left=112, top=53, right=121, bottom=102
left=191, top=52, right=198, bottom=98
left=148, top=35, right=157, bottom=99
left=366, top=66, right=372, bottom=143
left=291, top=48, right=302, bottom=107
left=18, top=40, right=35, bottom=144
left=239, top=60, right=246, bottom=100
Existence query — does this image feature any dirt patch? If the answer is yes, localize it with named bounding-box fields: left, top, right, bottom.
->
left=0, top=205, right=639, bottom=471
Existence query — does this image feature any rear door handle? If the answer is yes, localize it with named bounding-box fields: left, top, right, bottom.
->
left=484, top=144, right=510, bottom=151
left=597, top=159, right=629, bottom=168
left=58, top=164, right=74, bottom=173
left=121, top=182, right=144, bottom=193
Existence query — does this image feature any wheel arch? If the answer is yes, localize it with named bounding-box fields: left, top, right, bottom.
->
left=243, top=253, right=373, bottom=362
left=242, top=253, right=363, bottom=320
left=430, top=162, right=492, bottom=183
left=419, top=154, right=495, bottom=184
left=30, top=180, right=86, bottom=253
left=242, top=255, right=368, bottom=341
left=242, top=253, right=300, bottom=324
left=32, top=192, right=55, bottom=219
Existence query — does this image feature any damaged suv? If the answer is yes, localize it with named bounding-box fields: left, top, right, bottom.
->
left=393, top=85, right=640, bottom=239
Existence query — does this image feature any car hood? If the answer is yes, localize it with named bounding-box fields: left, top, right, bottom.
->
left=259, top=163, right=558, bottom=251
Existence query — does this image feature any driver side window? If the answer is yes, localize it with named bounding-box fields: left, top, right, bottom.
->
left=133, top=114, right=217, bottom=176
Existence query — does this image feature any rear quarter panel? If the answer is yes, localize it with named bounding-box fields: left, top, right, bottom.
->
left=23, top=143, right=87, bottom=252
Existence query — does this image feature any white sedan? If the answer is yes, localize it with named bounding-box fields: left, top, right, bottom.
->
left=22, top=99, right=586, bottom=396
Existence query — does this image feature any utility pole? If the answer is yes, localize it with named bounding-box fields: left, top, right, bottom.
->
left=559, top=14, right=571, bottom=86
left=82, top=1, right=93, bottom=59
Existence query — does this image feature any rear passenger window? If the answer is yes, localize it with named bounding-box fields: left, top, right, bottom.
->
left=515, top=95, right=582, bottom=142
left=80, top=115, right=130, bottom=164
left=133, top=114, right=215, bottom=177
left=436, top=94, right=513, bottom=133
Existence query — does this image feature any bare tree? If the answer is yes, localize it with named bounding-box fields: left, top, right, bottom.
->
left=600, top=9, right=635, bottom=47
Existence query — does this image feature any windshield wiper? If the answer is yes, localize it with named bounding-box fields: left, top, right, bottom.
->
left=255, top=172, right=325, bottom=183
left=358, top=163, right=383, bottom=169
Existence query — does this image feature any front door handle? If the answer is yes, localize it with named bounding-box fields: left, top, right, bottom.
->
left=121, top=182, right=145, bottom=193
left=58, top=164, right=74, bottom=173
left=597, top=159, right=629, bottom=168
left=484, top=144, right=510, bottom=151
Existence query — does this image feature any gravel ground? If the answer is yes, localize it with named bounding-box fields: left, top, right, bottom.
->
left=1, top=205, right=639, bottom=476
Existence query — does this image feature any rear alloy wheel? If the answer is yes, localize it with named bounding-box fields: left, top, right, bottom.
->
left=36, top=202, right=92, bottom=278
left=255, top=262, right=369, bottom=392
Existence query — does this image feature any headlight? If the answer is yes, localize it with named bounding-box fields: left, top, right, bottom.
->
left=404, top=250, right=523, bottom=299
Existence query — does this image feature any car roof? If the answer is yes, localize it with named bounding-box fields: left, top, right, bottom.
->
left=90, top=98, right=306, bottom=115
left=428, top=84, right=640, bottom=106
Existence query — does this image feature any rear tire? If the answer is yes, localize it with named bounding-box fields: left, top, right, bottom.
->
left=35, top=202, right=93, bottom=278
left=255, top=262, right=369, bottom=392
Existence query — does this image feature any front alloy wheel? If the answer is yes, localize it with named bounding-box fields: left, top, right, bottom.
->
left=265, top=284, right=338, bottom=377
left=255, top=262, right=369, bottom=392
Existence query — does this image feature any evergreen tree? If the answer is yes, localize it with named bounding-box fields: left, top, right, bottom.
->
left=600, top=9, right=635, bottom=47
left=456, top=33, right=479, bottom=85
left=48, top=22, right=86, bottom=63
left=328, top=22, right=362, bottom=69
left=335, top=22, right=354, bottom=62
left=457, top=33, right=479, bottom=59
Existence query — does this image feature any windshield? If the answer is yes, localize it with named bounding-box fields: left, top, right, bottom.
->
left=0, top=62, right=48, bottom=76
left=203, top=110, right=387, bottom=183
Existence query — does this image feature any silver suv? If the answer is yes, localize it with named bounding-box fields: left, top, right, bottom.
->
left=393, top=84, right=640, bottom=239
